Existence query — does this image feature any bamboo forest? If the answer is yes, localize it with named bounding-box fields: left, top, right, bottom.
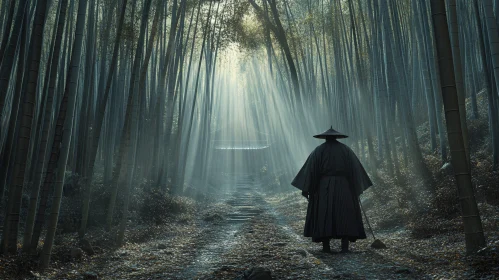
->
left=0, top=0, right=499, bottom=278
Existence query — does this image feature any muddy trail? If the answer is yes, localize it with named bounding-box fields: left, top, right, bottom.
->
left=30, top=175, right=447, bottom=280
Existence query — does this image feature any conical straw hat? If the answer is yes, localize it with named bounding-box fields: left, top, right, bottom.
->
left=313, top=126, right=348, bottom=139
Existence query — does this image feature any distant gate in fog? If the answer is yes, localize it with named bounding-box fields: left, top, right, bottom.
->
left=210, top=129, right=271, bottom=178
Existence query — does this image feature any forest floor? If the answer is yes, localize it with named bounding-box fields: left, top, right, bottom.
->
left=2, top=175, right=497, bottom=280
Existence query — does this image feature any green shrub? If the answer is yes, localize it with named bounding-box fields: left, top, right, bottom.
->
left=139, top=190, right=194, bottom=225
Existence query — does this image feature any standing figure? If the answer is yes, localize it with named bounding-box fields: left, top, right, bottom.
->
left=292, top=127, right=372, bottom=253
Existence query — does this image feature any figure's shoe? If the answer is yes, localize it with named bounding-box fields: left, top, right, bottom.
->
left=340, top=238, right=350, bottom=253
left=322, top=241, right=331, bottom=253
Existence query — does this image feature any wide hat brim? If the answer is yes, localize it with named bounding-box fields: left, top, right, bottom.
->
left=313, top=126, right=348, bottom=139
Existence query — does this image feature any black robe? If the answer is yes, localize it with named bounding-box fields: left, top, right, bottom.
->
left=291, top=139, right=372, bottom=242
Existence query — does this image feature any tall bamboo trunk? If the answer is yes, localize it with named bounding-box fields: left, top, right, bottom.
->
left=1, top=0, right=48, bottom=255
left=106, top=0, right=153, bottom=231
left=79, top=0, right=129, bottom=238
left=482, top=0, right=499, bottom=170
left=29, top=0, right=77, bottom=253
left=248, top=0, right=301, bottom=106
left=40, top=0, right=88, bottom=267
left=447, top=0, right=470, bottom=166
left=22, top=0, right=68, bottom=251
left=0, top=0, right=16, bottom=65
left=418, top=0, right=448, bottom=162
left=0, top=0, right=29, bottom=147
left=0, top=10, right=28, bottom=207
left=430, top=0, right=486, bottom=255
left=117, top=0, right=162, bottom=245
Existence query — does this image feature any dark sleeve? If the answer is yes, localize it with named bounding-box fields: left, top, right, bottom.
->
left=347, top=147, right=373, bottom=196
left=291, top=149, right=320, bottom=194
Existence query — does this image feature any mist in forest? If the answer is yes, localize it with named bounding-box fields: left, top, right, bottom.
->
left=184, top=49, right=332, bottom=191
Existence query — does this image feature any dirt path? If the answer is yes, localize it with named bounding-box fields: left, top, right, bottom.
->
left=170, top=177, right=428, bottom=279
left=32, top=176, right=496, bottom=279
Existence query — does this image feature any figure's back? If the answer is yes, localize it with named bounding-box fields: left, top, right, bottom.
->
left=291, top=127, right=372, bottom=248
left=314, top=140, right=351, bottom=177
left=292, top=138, right=371, bottom=197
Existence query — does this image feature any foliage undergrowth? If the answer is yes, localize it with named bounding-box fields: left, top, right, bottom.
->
left=405, top=92, right=499, bottom=238
left=139, top=189, right=195, bottom=225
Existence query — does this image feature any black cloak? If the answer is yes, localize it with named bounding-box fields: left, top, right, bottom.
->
left=291, top=139, right=373, bottom=242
